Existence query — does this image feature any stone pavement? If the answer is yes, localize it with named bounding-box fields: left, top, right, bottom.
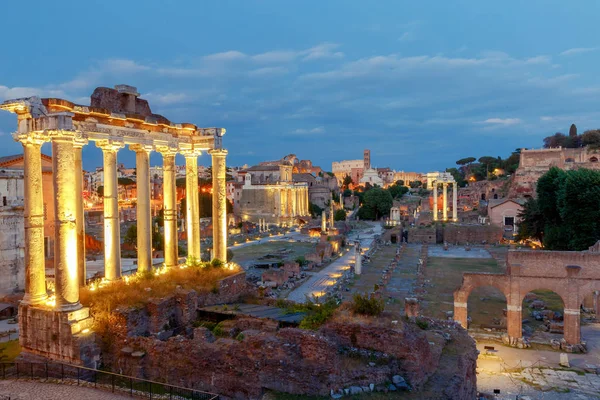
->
left=0, top=380, right=131, bottom=399
left=286, top=222, right=382, bottom=303
left=476, top=336, right=600, bottom=399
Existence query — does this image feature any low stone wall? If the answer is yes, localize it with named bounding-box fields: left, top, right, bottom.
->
left=443, top=224, right=502, bottom=245
left=408, top=226, right=436, bottom=244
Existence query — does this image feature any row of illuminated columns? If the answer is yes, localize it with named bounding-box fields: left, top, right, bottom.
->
left=19, top=132, right=228, bottom=312
left=432, top=181, right=458, bottom=222
left=278, top=186, right=309, bottom=217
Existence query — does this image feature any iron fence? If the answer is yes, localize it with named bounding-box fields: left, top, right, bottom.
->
left=0, top=361, right=218, bottom=400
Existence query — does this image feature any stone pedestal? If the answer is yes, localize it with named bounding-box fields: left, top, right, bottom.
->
left=405, top=297, right=420, bottom=318
left=18, top=304, right=98, bottom=367
left=564, top=309, right=581, bottom=345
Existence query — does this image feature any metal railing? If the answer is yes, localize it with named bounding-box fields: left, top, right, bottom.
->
left=0, top=361, right=218, bottom=400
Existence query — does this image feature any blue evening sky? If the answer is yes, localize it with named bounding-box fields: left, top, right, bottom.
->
left=1, top=0, right=599, bottom=172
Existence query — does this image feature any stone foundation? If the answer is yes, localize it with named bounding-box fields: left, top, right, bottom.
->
left=18, top=304, right=99, bottom=367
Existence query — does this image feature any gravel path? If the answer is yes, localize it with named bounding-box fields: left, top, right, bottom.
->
left=0, top=379, right=132, bottom=399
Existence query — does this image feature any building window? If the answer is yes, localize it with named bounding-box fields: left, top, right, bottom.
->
left=504, top=216, right=515, bottom=226
left=2, top=197, right=6, bottom=206
left=590, top=157, right=599, bottom=163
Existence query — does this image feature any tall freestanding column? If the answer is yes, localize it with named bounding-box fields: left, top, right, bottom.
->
left=17, top=134, right=48, bottom=305
left=53, top=134, right=81, bottom=311
left=210, top=149, right=228, bottom=263
left=321, top=210, right=327, bottom=232
left=159, top=147, right=178, bottom=268
left=131, top=145, right=153, bottom=273
left=182, top=150, right=202, bottom=260
left=354, top=241, right=362, bottom=275
left=442, top=183, right=448, bottom=221
left=73, top=139, right=87, bottom=286
left=452, top=183, right=458, bottom=222
left=432, top=182, right=438, bottom=221
left=97, top=140, right=125, bottom=280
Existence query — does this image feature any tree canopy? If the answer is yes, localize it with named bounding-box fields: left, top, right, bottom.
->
left=517, top=167, right=600, bottom=250
left=356, top=187, right=393, bottom=220
left=456, top=157, right=476, bottom=166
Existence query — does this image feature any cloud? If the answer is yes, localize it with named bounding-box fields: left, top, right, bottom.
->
left=252, top=50, right=298, bottom=63
left=101, top=59, right=150, bottom=73
left=203, top=51, right=247, bottom=62
left=301, top=43, right=344, bottom=61
left=476, top=118, right=522, bottom=126
left=560, top=47, right=599, bottom=56
left=398, top=31, right=415, bottom=42
left=248, top=66, right=289, bottom=77
left=290, top=127, right=325, bottom=135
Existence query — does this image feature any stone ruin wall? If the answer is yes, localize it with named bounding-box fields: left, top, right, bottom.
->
left=0, top=209, right=25, bottom=297
left=112, top=315, right=478, bottom=400
left=443, top=224, right=503, bottom=245
left=509, top=147, right=600, bottom=198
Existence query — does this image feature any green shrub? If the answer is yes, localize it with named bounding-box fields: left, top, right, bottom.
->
left=298, top=299, right=338, bottom=330
left=416, top=318, right=429, bottom=330
left=350, top=293, right=384, bottom=316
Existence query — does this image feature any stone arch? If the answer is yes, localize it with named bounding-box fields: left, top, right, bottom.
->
left=453, top=273, right=509, bottom=330
left=517, top=279, right=582, bottom=344
left=467, top=285, right=507, bottom=330
left=521, top=288, right=565, bottom=341
left=565, top=157, right=575, bottom=163
left=590, top=156, right=598, bottom=163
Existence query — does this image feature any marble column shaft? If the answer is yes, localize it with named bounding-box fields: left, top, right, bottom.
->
left=452, top=183, right=458, bottom=222
left=210, top=149, right=228, bottom=263
left=20, top=135, right=48, bottom=305
left=98, top=141, right=124, bottom=280
left=53, top=136, right=81, bottom=311
left=161, top=149, right=178, bottom=268
left=74, top=141, right=86, bottom=286
left=443, top=183, right=448, bottom=221
left=132, top=145, right=153, bottom=273
left=432, top=182, right=438, bottom=221
left=184, top=152, right=201, bottom=260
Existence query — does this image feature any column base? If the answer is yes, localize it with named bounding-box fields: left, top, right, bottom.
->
left=21, top=291, right=49, bottom=306
left=18, top=304, right=98, bottom=367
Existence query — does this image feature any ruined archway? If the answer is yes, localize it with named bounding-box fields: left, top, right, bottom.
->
left=467, top=285, right=507, bottom=331
left=521, top=289, right=565, bottom=341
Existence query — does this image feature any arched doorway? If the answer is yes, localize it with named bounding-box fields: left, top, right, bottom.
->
left=521, top=289, right=565, bottom=341
left=467, top=286, right=507, bottom=332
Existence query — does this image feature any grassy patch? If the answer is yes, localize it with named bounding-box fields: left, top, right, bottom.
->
left=0, top=340, right=21, bottom=362
left=231, top=241, right=316, bottom=268
left=81, top=265, right=240, bottom=312
left=420, top=256, right=504, bottom=326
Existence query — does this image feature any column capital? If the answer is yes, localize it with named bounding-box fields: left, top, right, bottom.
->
left=209, top=148, right=228, bottom=157
left=179, top=147, right=203, bottom=158
left=13, top=132, right=47, bottom=146
left=96, top=139, right=125, bottom=152
left=130, top=144, right=154, bottom=154
left=156, top=145, right=178, bottom=157
left=73, top=137, right=89, bottom=149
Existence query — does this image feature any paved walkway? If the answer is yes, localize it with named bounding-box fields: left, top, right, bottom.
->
left=286, top=222, right=382, bottom=303
left=0, top=380, right=131, bottom=399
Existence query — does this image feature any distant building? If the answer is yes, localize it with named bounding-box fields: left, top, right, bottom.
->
left=488, top=198, right=526, bottom=238
left=509, top=146, right=600, bottom=197
left=238, top=162, right=309, bottom=225
left=360, top=167, right=384, bottom=186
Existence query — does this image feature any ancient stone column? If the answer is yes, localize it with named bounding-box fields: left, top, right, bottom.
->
left=73, top=139, right=87, bottom=286
left=210, top=149, right=228, bottom=263
left=182, top=150, right=202, bottom=261
left=452, top=182, right=458, bottom=222
left=97, top=140, right=124, bottom=280
left=432, top=182, right=438, bottom=221
left=321, top=210, right=327, bottom=232
left=53, top=134, right=81, bottom=311
left=329, top=196, right=334, bottom=228
left=159, top=147, right=178, bottom=268
left=354, top=241, right=362, bottom=275
left=131, top=145, right=153, bottom=273
left=17, top=134, right=48, bottom=305
left=442, top=182, right=448, bottom=221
